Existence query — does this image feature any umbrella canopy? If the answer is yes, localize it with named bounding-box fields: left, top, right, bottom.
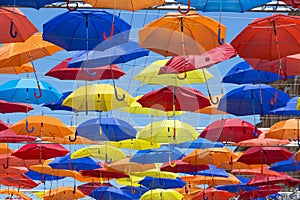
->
left=139, top=176, right=186, bottom=189
left=10, top=115, right=73, bottom=138
left=0, top=154, right=41, bottom=168
left=140, top=189, right=184, bottom=200
left=197, top=94, right=228, bottom=115
left=239, top=185, right=283, bottom=200
left=270, top=96, right=300, bottom=115
left=191, top=187, right=236, bottom=200
left=0, top=78, right=62, bottom=104
left=237, top=146, right=293, bottom=165
left=231, top=14, right=300, bottom=60
left=42, top=10, right=131, bottom=51
left=0, top=62, right=35, bottom=74
left=215, top=176, right=258, bottom=193
left=270, top=156, right=300, bottom=172
left=171, top=137, right=224, bottom=149
left=62, top=84, right=133, bottom=112
left=43, top=186, right=85, bottom=200
left=160, top=160, right=209, bottom=173
left=193, top=165, right=229, bottom=177
left=295, top=150, right=300, bottom=162
left=0, top=7, right=37, bottom=43
left=135, top=59, right=214, bottom=86
left=0, top=129, right=36, bottom=143
left=131, top=169, right=179, bottom=179
left=0, top=119, right=10, bottom=131
left=136, top=119, right=199, bottom=144
left=159, top=44, right=237, bottom=74
left=234, top=132, right=290, bottom=146
left=80, top=167, right=129, bottom=179
left=0, top=100, right=33, bottom=113
left=0, top=0, right=63, bottom=9
left=42, top=91, right=74, bottom=112
left=139, top=11, right=226, bottom=56
left=75, top=117, right=136, bottom=141
left=45, top=58, right=126, bottom=81
left=0, top=189, right=31, bottom=200
left=181, top=173, right=240, bottom=187
left=137, top=86, right=211, bottom=112
left=0, top=143, right=12, bottom=154
left=90, top=186, right=134, bottom=200
left=107, top=138, right=160, bottom=150
left=231, top=166, right=281, bottom=177
left=78, top=182, right=112, bottom=196
left=247, top=172, right=300, bottom=187
left=42, top=135, right=99, bottom=145
left=0, top=173, right=39, bottom=189
left=200, top=118, right=262, bottom=143
left=265, top=118, right=300, bottom=140
left=218, top=84, right=290, bottom=116
left=107, top=157, right=156, bottom=173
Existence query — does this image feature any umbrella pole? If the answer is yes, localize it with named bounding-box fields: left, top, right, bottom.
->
left=28, top=53, right=42, bottom=99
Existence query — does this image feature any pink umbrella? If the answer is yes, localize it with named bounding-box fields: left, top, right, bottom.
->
left=0, top=129, right=36, bottom=143
left=247, top=172, right=300, bottom=187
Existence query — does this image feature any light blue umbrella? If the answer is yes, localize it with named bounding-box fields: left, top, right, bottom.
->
left=186, top=164, right=229, bottom=177
left=171, top=138, right=223, bottom=149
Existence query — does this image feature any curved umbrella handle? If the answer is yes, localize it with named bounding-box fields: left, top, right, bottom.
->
left=270, top=90, right=278, bottom=105
left=3, top=158, right=9, bottom=169
left=176, top=72, right=187, bottom=80
left=34, top=84, right=42, bottom=98
left=114, top=87, right=125, bottom=101
left=209, top=93, right=219, bottom=105
left=26, top=120, right=34, bottom=133
left=103, top=23, right=114, bottom=40
left=217, top=26, right=224, bottom=45
left=131, top=187, right=136, bottom=194
left=169, top=160, right=177, bottom=167
left=66, top=0, right=78, bottom=11
left=279, top=69, right=286, bottom=81
left=292, top=0, right=300, bottom=6
left=10, top=21, right=17, bottom=38
left=69, top=132, right=77, bottom=142
left=178, top=0, right=190, bottom=14
left=86, top=68, right=96, bottom=76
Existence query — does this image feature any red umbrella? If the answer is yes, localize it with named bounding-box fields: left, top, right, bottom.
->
left=0, top=119, right=9, bottom=132
left=191, top=187, right=236, bottom=200
left=80, top=168, right=130, bottom=179
left=231, top=166, right=281, bottom=177
left=160, top=160, right=209, bottom=173
left=231, top=14, right=300, bottom=61
left=45, top=58, right=126, bottom=81
left=0, top=100, right=34, bottom=113
left=78, top=182, right=113, bottom=195
left=281, top=0, right=300, bottom=8
left=159, top=44, right=237, bottom=74
left=200, top=118, right=262, bottom=143
left=237, top=147, right=293, bottom=165
left=0, top=129, right=36, bottom=143
left=0, top=154, right=42, bottom=169
left=247, top=172, right=300, bottom=187
left=239, top=185, right=283, bottom=200
left=0, top=174, right=39, bottom=189
left=137, top=86, right=211, bottom=112
left=11, top=143, right=69, bottom=161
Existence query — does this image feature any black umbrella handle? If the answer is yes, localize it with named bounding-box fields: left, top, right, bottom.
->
left=218, top=26, right=225, bottom=45
left=10, top=21, right=17, bottom=38
left=69, top=132, right=77, bottom=142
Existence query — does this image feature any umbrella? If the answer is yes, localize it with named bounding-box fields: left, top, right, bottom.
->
left=0, top=154, right=41, bottom=169
left=137, top=86, right=211, bottom=112
left=270, top=96, right=300, bottom=115
left=231, top=166, right=281, bottom=177
left=62, top=84, right=133, bottom=112
left=200, top=118, right=262, bottom=143
left=0, top=100, right=33, bottom=113
left=247, top=172, right=300, bottom=187
left=0, top=173, right=39, bottom=189
left=68, top=41, right=149, bottom=68
left=106, top=157, right=156, bottom=173
left=192, top=165, right=229, bottom=177
left=196, top=94, right=228, bottom=115
left=295, top=150, right=300, bottom=162
left=136, top=119, right=199, bottom=144
left=218, top=84, right=290, bottom=116
left=281, top=0, right=300, bottom=8
left=139, top=11, right=226, bottom=56
left=42, top=10, right=131, bottom=51
left=265, top=118, right=300, bottom=140
left=0, top=7, right=37, bottom=43
left=191, top=187, right=236, bottom=200
left=12, top=143, right=69, bottom=161
left=25, top=169, right=65, bottom=181
left=134, top=59, right=214, bottom=86
left=0, top=129, right=36, bottom=143
left=239, top=185, right=283, bottom=200
left=90, top=186, right=134, bottom=200
left=0, top=119, right=10, bottom=131
left=139, top=176, right=186, bottom=189
left=120, top=186, right=149, bottom=200
left=43, top=186, right=85, bottom=200
left=160, top=160, right=209, bottom=173
left=222, top=61, right=293, bottom=84
left=140, top=189, right=184, bottom=200
left=131, top=169, right=179, bottom=179
left=231, top=14, right=300, bottom=61
left=83, top=0, right=164, bottom=11
left=80, top=167, right=130, bottom=179
left=270, top=155, right=300, bottom=172
left=45, top=58, right=126, bottom=81
left=0, top=189, right=31, bottom=200
left=42, top=135, right=99, bottom=145
left=0, top=0, right=64, bottom=9
left=107, top=138, right=160, bottom=150
left=0, top=63, right=35, bottom=74
left=0, top=143, right=12, bottom=154
left=237, top=146, right=293, bottom=165
left=42, top=91, right=74, bottom=112
left=171, top=137, right=224, bottom=149
left=0, top=78, right=62, bottom=104
left=234, top=132, right=290, bottom=146
left=78, top=182, right=113, bottom=196
left=215, top=176, right=258, bottom=193
left=74, top=117, right=136, bottom=142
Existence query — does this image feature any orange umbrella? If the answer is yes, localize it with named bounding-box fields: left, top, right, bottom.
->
left=139, top=11, right=226, bottom=56
left=0, top=63, right=35, bottom=74
left=265, top=118, right=300, bottom=140
left=191, top=187, right=236, bottom=200
left=0, top=144, right=12, bottom=154
left=107, top=157, right=156, bottom=173
left=43, top=186, right=85, bottom=200
left=234, top=132, right=290, bottom=146
left=197, top=94, right=228, bottom=115
left=0, top=189, right=31, bottom=200
left=181, top=173, right=240, bottom=187
left=175, top=184, right=203, bottom=200
left=295, top=149, right=300, bottom=162
left=0, top=166, right=28, bottom=175
left=42, top=135, right=99, bottom=145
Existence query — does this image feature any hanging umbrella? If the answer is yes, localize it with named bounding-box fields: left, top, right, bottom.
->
left=42, top=135, right=99, bottom=145
left=239, top=185, right=283, bottom=200
left=0, top=79, right=62, bottom=104
left=197, top=94, right=228, bottom=115
left=106, top=157, right=156, bottom=173
left=215, top=176, right=258, bottom=193
left=90, top=186, right=134, bottom=200
left=0, top=173, right=39, bottom=189
left=231, top=14, right=300, bottom=61
left=200, top=118, right=262, bottom=143
left=0, top=119, right=10, bottom=131
left=171, top=137, right=224, bottom=149
left=191, top=187, right=236, bottom=200
left=135, top=59, right=214, bottom=86
left=0, top=63, right=35, bottom=74
left=0, top=7, right=37, bottom=43
left=0, top=100, right=33, bottom=113
left=231, top=166, right=281, bottom=177
left=136, top=119, right=199, bottom=144
left=265, top=118, right=300, bottom=140
left=0, top=189, right=31, bottom=200
left=295, top=150, right=300, bottom=162
left=181, top=173, right=240, bottom=187
left=120, top=186, right=149, bottom=200
left=42, top=10, right=131, bottom=51
left=131, top=169, right=179, bottom=179
left=234, top=132, right=290, bottom=146
left=281, top=0, right=300, bottom=8
left=42, top=91, right=74, bottom=112
left=78, top=182, right=113, bottom=196
left=192, top=165, right=229, bottom=177
left=270, top=96, right=300, bottom=115
left=270, top=155, right=300, bottom=172
left=0, top=143, right=12, bottom=154
left=0, top=0, right=65, bottom=9
left=43, top=186, right=85, bottom=200
left=247, top=172, right=300, bottom=187
left=107, top=138, right=160, bottom=150
left=74, top=117, right=136, bottom=142
left=218, top=84, right=290, bottom=116
left=140, top=189, right=184, bottom=200
left=137, top=86, right=211, bottom=112
left=160, top=160, right=209, bottom=173
left=0, top=154, right=41, bottom=169
left=139, top=11, right=226, bottom=56
left=0, top=129, right=36, bottom=143
left=45, top=58, right=126, bottom=81
left=139, top=176, right=186, bottom=189
left=25, top=169, right=65, bottom=182
left=80, top=168, right=130, bottom=179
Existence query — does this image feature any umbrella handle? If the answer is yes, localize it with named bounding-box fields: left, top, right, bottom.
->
left=114, top=87, right=125, bottom=101
left=178, top=0, right=190, bottom=14
left=298, top=134, right=300, bottom=148
left=176, top=72, right=187, bottom=80
left=9, top=21, right=17, bottom=38
left=26, top=120, right=34, bottom=133
left=253, top=127, right=258, bottom=137
left=218, top=26, right=225, bottom=45
left=86, top=68, right=96, bottom=76
left=292, top=156, right=298, bottom=166
left=69, top=132, right=77, bottom=142
left=270, top=90, right=278, bottom=105
left=131, top=187, right=136, bottom=194
left=209, top=93, right=219, bottom=105
left=292, top=0, right=300, bottom=6
left=3, top=158, right=9, bottom=169
left=73, top=184, right=76, bottom=194
left=34, top=84, right=42, bottom=98
left=169, top=160, right=177, bottom=167
left=279, top=69, right=286, bottom=81
left=66, top=0, right=78, bottom=11
left=103, top=23, right=115, bottom=40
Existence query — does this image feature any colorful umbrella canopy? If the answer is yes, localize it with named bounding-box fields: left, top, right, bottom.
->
left=265, top=118, right=300, bottom=140
left=0, top=189, right=31, bottom=200
left=42, top=91, right=74, bottom=112
left=131, top=169, right=179, bottom=179
left=78, top=182, right=113, bottom=196
left=107, top=157, right=156, bottom=173
left=234, top=132, right=290, bottom=146
left=42, top=10, right=131, bottom=51
left=0, top=129, right=36, bottom=143
left=139, top=176, right=186, bottom=189
left=247, top=172, right=300, bottom=187
left=270, top=156, right=300, bottom=172
left=200, top=118, right=262, bottom=143
left=0, top=143, right=12, bottom=154
left=0, top=100, right=33, bottom=113
left=43, top=186, right=85, bottom=200
left=0, top=7, right=37, bottom=43
left=0, top=62, right=35, bottom=74
left=193, top=165, right=229, bottom=177
left=295, top=150, right=300, bottom=162
left=191, top=187, right=236, bottom=200
left=0, top=173, right=39, bottom=189
left=281, top=0, right=300, bottom=8
left=136, top=119, right=199, bottom=144
left=62, top=84, right=133, bottom=112
left=135, top=59, right=214, bottom=86
left=218, top=84, right=290, bottom=116
left=0, top=0, right=63, bottom=9
left=140, top=189, right=184, bottom=200
left=0, top=119, right=10, bottom=131
left=231, top=14, right=300, bottom=60
left=80, top=168, right=129, bottom=179
left=196, top=94, right=228, bottom=115
left=239, top=185, right=283, bottom=200
left=160, top=160, right=209, bottom=173
left=0, top=154, right=41, bottom=169
left=0, top=78, right=62, bottom=104
left=137, top=86, right=211, bottom=112
left=42, top=135, right=99, bottom=145
left=107, top=138, right=160, bottom=150
left=181, top=173, right=240, bottom=187
left=270, top=96, right=300, bottom=115
left=215, top=176, right=258, bottom=193
left=231, top=166, right=281, bottom=177
left=45, top=58, right=126, bottom=81
left=171, top=137, right=224, bottom=149
left=90, top=186, right=134, bottom=200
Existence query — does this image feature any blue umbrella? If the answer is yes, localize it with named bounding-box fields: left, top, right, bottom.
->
left=43, top=10, right=131, bottom=51
left=121, top=186, right=149, bottom=200
left=90, top=186, right=134, bottom=200
left=270, top=155, right=300, bottom=172
left=68, top=41, right=149, bottom=68
left=171, top=138, right=224, bottom=149
left=222, top=61, right=294, bottom=84
left=49, top=153, right=101, bottom=171
left=187, top=164, right=229, bottom=177
left=138, top=176, right=186, bottom=189
left=75, top=117, right=137, bottom=141
left=25, top=170, right=65, bottom=181
left=130, top=145, right=184, bottom=164
left=218, top=84, right=290, bottom=116
left=269, top=96, right=300, bottom=116
left=42, top=91, right=73, bottom=111
left=0, top=0, right=63, bottom=9
left=215, top=176, right=258, bottom=193
left=0, top=78, right=62, bottom=104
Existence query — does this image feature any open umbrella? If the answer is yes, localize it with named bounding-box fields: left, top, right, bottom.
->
left=80, top=167, right=129, bottom=179
left=160, top=160, right=209, bottom=173
left=139, top=11, right=226, bottom=56
left=107, top=157, right=156, bottom=173
left=140, top=189, right=184, bottom=200
left=0, top=173, right=39, bottom=189
left=0, top=63, right=35, bottom=74
left=215, top=176, right=258, bottom=193
left=270, top=96, right=300, bottom=115
left=0, top=100, right=33, bottom=113
left=239, top=185, right=283, bottom=200
left=139, top=176, right=186, bottom=189
left=43, top=186, right=86, bottom=200
left=231, top=166, right=281, bottom=177
left=78, top=182, right=113, bottom=196
left=171, top=137, right=224, bottom=149
left=270, top=155, right=300, bottom=172
left=181, top=173, right=240, bottom=187
left=90, top=186, right=134, bottom=200
left=0, top=0, right=64, bottom=9
left=0, top=7, right=37, bottom=43
left=281, top=0, right=300, bottom=8
left=107, top=138, right=160, bottom=150
left=42, top=91, right=73, bottom=112
left=265, top=118, right=300, bottom=140
left=191, top=187, right=236, bottom=200
left=234, top=132, right=290, bottom=146
left=247, top=172, right=300, bottom=187
left=0, top=129, right=36, bottom=143
left=0, top=189, right=31, bottom=200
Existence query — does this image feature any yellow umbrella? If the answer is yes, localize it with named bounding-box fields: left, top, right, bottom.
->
left=106, top=138, right=160, bottom=150
left=134, top=59, right=214, bottom=86
left=137, top=119, right=199, bottom=144
left=43, top=186, right=85, bottom=200
left=0, top=63, right=35, bottom=74
left=0, top=189, right=31, bottom=200
left=131, top=169, right=178, bottom=179
left=116, top=176, right=144, bottom=187
left=140, top=189, right=184, bottom=200
left=70, top=144, right=126, bottom=162
left=62, top=84, right=133, bottom=112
